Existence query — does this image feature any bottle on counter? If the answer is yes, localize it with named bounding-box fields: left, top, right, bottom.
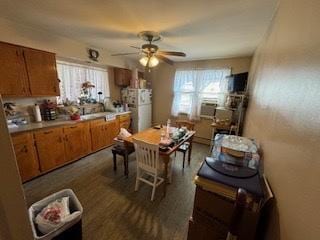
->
left=166, top=119, right=171, bottom=138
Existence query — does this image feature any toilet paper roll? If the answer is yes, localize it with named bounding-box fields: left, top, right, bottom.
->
left=33, top=104, right=42, bottom=122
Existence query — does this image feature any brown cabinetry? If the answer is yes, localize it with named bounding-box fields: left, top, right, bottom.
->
left=0, top=42, right=29, bottom=96
left=11, top=115, right=127, bottom=182
left=90, top=118, right=120, bottom=151
left=63, top=124, right=85, bottom=162
left=34, top=127, right=66, bottom=172
left=106, top=119, right=120, bottom=146
left=90, top=119, right=108, bottom=152
left=23, top=48, right=60, bottom=96
left=119, top=113, right=131, bottom=131
left=81, top=122, right=92, bottom=156
left=64, top=122, right=92, bottom=162
left=11, top=132, right=40, bottom=182
left=114, top=68, right=132, bottom=86
left=0, top=41, right=59, bottom=97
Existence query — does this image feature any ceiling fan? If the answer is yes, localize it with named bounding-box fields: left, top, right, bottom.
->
left=111, top=31, right=186, bottom=69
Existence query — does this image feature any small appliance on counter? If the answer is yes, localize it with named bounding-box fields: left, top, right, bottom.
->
left=41, top=100, right=57, bottom=121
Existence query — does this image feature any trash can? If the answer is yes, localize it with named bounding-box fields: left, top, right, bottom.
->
left=28, top=189, right=83, bottom=240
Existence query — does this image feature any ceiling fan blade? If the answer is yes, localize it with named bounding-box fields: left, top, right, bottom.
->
left=130, top=46, right=141, bottom=50
left=111, top=52, right=140, bottom=56
left=158, top=51, right=186, bottom=57
left=156, top=54, right=174, bottom=65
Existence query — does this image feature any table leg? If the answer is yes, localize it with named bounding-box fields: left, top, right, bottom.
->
left=162, top=155, right=170, bottom=197
left=188, top=137, right=193, bottom=165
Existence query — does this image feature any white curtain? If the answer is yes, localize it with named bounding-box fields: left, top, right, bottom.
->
left=171, top=68, right=231, bottom=120
left=56, top=61, right=110, bottom=103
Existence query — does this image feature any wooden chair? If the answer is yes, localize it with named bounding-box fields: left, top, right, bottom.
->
left=175, top=120, right=195, bottom=168
left=133, top=138, right=173, bottom=201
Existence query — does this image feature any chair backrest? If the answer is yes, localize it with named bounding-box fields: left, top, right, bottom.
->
left=175, top=120, right=195, bottom=130
left=133, top=138, right=160, bottom=173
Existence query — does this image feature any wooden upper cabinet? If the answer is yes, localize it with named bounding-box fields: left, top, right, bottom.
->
left=0, top=42, right=29, bottom=96
left=23, top=48, right=60, bottom=96
left=11, top=132, right=40, bottom=182
left=34, top=127, right=65, bottom=172
left=114, top=68, right=132, bottom=86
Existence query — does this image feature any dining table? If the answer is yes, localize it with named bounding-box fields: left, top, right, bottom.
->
left=124, top=126, right=196, bottom=197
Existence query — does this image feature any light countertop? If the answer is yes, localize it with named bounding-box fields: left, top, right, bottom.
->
left=9, top=111, right=131, bottom=134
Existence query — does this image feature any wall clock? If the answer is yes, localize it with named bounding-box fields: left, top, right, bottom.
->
left=88, top=48, right=99, bottom=61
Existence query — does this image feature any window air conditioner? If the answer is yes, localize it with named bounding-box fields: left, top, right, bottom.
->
left=200, top=100, right=217, bottom=118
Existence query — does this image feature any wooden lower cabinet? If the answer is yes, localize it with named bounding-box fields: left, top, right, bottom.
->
left=64, top=124, right=85, bottom=162
left=106, top=119, right=120, bottom=146
left=12, top=116, right=126, bottom=182
left=90, top=120, right=108, bottom=152
left=119, top=113, right=131, bottom=131
left=34, top=127, right=66, bottom=172
left=64, top=122, right=92, bottom=162
left=11, top=132, right=40, bottom=182
left=90, top=119, right=120, bottom=151
left=81, top=122, right=92, bottom=155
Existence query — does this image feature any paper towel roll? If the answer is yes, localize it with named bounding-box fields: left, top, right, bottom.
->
left=33, top=104, right=42, bottom=122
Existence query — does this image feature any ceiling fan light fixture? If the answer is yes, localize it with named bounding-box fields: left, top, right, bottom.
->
left=139, top=56, right=149, bottom=67
left=149, top=56, right=159, bottom=67
left=139, top=56, right=159, bottom=68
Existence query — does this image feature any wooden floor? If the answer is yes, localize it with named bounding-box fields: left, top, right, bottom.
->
left=24, top=143, right=209, bottom=240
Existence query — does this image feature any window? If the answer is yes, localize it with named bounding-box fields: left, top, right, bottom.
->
left=171, top=68, right=231, bottom=119
left=56, top=61, right=110, bottom=103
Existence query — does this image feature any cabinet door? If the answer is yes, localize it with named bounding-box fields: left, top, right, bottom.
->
left=23, top=48, right=60, bottom=96
left=119, top=114, right=131, bottom=130
left=0, top=42, right=29, bottom=96
left=107, top=119, right=120, bottom=146
left=114, top=68, right=130, bottom=86
left=64, top=125, right=84, bottom=162
left=91, top=124, right=107, bottom=151
left=11, top=132, right=40, bottom=182
left=34, top=127, right=65, bottom=172
left=81, top=122, right=92, bottom=155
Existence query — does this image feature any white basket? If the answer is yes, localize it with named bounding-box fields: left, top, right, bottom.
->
left=28, top=189, right=83, bottom=240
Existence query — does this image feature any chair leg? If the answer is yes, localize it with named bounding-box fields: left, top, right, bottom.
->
left=135, top=168, right=140, bottom=191
left=151, top=174, right=157, bottom=201
left=112, top=152, right=117, bottom=171
left=183, top=151, right=186, bottom=169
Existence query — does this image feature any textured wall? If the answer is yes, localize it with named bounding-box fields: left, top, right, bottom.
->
left=244, top=0, right=320, bottom=239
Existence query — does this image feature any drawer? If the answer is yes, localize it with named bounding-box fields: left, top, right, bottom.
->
left=119, top=114, right=130, bottom=123
left=89, top=118, right=105, bottom=126
left=63, top=124, right=82, bottom=134
left=11, top=132, right=31, bottom=145
left=194, top=186, right=234, bottom=225
left=34, top=127, right=63, bottom=141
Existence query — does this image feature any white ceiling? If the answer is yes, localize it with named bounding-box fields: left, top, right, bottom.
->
left=0, top=0, right=278, bottom=61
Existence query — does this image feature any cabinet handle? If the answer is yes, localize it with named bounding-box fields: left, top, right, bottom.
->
left=59, top=136, right=63, bottom=143
left=20, top=145, right=28, bottom=153
left=43, top=130, right=53, bottom=134
left=70, top=126, right=77, bottom=129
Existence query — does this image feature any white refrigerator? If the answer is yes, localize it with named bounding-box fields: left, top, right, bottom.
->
left=121, top=88, right=152, bottom=133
